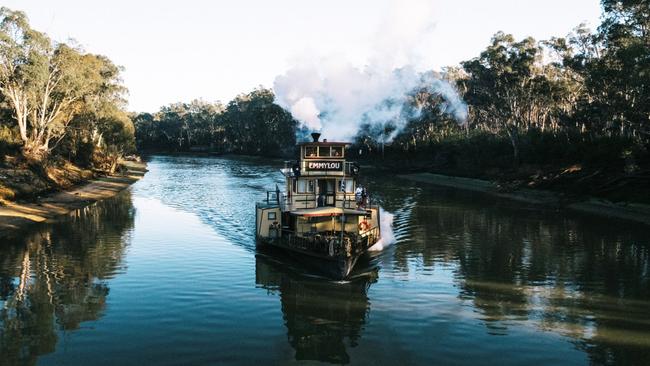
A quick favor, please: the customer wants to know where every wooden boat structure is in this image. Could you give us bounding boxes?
[255,133,381,280]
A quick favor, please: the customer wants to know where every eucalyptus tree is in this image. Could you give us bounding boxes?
[0,8,126,161]
[458,33,580,164]
[593,0,649,139]
[60,54,134,167]
[0,7,50,154]
[222,88,296,155]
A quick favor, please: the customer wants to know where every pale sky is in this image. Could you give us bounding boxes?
[4,0,602,112]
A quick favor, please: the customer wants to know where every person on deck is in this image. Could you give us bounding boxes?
[355,186,363,208]
[361,188,368,209]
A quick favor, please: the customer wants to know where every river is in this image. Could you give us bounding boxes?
[1,155,649,365]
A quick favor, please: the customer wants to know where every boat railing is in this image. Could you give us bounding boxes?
[361,226,380,249]
[279,229,374,257]
[264,188,377,213]
[264,185,282,206]
[344,161,357,175]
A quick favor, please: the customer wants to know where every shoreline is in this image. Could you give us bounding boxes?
[0,160,147,238]
[399,172,650,226]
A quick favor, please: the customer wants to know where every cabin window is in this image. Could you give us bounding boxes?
[267,211,276,220]
[305,146,317,158]
[339,178,354,193]
[318,146,331,157]
[297,179,314,193]
[326,180,335,194]
[331,146,343,157]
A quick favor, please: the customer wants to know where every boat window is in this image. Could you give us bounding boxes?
[310,216,331,224]
[297,179,314,193]
[297,180,306,193]
[318,146,331,157]
[267,211,276,220]
[339,178,354,193]
[304,146,317,158]
[292,179,297,193]
[331,146,343,157]
[326,180,335,193]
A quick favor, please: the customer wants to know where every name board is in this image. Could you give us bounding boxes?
[306,161,343,171]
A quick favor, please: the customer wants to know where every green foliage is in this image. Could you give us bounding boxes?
[134,89,298,157]
[358,0,649,178]
[0,7,135,170]
[0,124,19,158]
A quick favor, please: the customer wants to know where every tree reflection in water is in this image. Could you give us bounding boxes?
[255,251,377,364]
[381,186,650,365]
[0,191,134,366]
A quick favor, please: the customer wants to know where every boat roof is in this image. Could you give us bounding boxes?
[297,141,351,146]
[290,207,368,217]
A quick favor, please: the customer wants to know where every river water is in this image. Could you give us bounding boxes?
[1,155,649,365]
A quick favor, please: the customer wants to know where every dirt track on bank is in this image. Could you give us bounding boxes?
[0,161,147,238]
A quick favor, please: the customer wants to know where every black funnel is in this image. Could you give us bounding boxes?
[311,132,321,142]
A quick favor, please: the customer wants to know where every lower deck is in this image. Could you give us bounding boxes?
[256,205,381,260]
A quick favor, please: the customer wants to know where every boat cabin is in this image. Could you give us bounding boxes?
[284,136,357,210]
[255,133,380,278]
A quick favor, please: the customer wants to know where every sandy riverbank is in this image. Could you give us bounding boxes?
[0,160,147,238]
[400,173,650,226]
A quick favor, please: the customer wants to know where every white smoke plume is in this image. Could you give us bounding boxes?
[273,1,468,142]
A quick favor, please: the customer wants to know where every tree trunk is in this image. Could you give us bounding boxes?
[506,126,520,168]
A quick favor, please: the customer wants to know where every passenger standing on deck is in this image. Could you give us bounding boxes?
[361,188,368,209]
[355,186,363,208]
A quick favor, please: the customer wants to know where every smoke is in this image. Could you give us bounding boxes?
[290,97,321,131]
[369,208,395,252]
[273,1,468,142]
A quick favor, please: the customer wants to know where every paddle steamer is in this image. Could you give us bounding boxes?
[255,133,381,279]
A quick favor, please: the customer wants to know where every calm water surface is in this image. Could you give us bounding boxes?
[1,155,649,365]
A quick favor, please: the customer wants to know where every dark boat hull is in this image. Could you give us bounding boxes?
[258,239,362,280]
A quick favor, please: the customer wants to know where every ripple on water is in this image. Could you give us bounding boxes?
[3,155,650,366]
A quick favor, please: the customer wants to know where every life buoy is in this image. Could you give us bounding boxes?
[358,220,370,231]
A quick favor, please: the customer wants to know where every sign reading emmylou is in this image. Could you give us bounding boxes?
[306,161,343,171]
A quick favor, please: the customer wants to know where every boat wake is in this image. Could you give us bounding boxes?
[368,198,416,252]
[368,208,395,251]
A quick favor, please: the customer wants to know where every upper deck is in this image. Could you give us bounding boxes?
[283,133,354,178]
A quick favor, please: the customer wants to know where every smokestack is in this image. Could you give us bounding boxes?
[311,132,321,142]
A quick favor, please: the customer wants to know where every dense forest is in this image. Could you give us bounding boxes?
[133,88,297,156]
[1,1,648,202]
[133,0,648,201]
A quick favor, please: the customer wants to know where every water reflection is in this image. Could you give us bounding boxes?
[255,252,377,364]
[380,185,650,365]
[0,191,134,366]
[2,156,648,365]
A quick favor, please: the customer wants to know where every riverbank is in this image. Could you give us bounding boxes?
[0,160,147,238]
[400,172,650,226]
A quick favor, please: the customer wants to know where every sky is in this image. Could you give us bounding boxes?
[3,0,603,113]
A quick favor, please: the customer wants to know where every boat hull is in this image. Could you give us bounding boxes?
[258,238,362,280]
